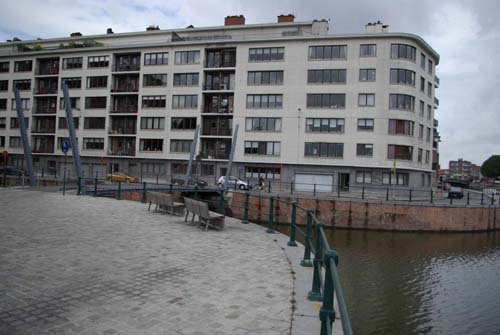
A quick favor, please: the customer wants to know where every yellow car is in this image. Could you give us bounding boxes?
[106,172,139,183]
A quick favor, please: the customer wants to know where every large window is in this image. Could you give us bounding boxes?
[0,118,5,129]
[173,73,199,86]
[61,77,82,89]
[418,148,423,163]
[11,98,30,111]
[60,97,81,110]
[58,117,79,129]
[248,47,284,62]
[142,96,166,108]
[140,139,163,151]
[170,140,192,153]
[358,118,374,131]
[87,56,109,68]
[9,118,29,129]
[309,45,347,60]
[306,94,345,108]
[144,52,168,65]
[305,118,344,133]
[62,57,83,70]
[389,94,415,111]
[428,60,433,75]
[0,62,9,73]
[388,145,413,160]
[84,117,105,129]
[0,136,4,147]
[171,117,196,130]
[356,171,372,184]
[140,117,165,130]
[245,166,281,180]
[420,77,425,92]
[85,97,106,109]
[358,93,375,107]
[244,141,281,156]
[427,105,432,120]
[0,99,7,110]
[390,69,416,86]
[356,144,373,157]
[174,51,200,65]
[14,60,32,72]
[9,136,22,148]
[0,80,7,91]
[360,44,376,57]
[391,44,416,61]
[382,172,409,185]
[245,117,282,132]
[246,94,283,109]
[172,95,198,109]
[426,127,431,142]
[307,69,346,84]
[247,71,283,85]
[359,69,376,82]
[425,150,430,164]
[87,76,108,89]
[83,138,104,150]
[419,101,425,116]
[143,74,167,87]
[13,79,31,91]
[304,142,343,158]
[388,119,414,136]
[427,82,432,97]
[420,53,426,69]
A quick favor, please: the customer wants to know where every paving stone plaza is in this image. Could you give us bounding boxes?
[0,189,299,335]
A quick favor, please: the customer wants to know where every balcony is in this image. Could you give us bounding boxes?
[32,136,55,154]
[37,58,59,76]
[202,116,232,136]
[434,97,439,108]
[110,95,139,113]
[202,94,234,114]
[435,75,440,88]
[203,72,235,91]
[109,138,136,157]
[113,54,141,72]
[109,116,137,135]
[35,87,58,95]
[201,138,231,160]
[33,107,56,114]
[433,118,439,127]
[205,48,236,68]
[31,127,56,134]
[111,74,140,93]
[108,148,136,156]
[35,78,58,95]
[202,83,234,91]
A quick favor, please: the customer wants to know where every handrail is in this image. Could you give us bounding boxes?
[73,177,353,334]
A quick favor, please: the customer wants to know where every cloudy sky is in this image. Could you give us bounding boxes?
[1,0,498,167]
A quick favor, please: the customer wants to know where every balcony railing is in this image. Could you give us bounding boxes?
[435,75,440,87]
[202,128,232,136]
[434,97,439,108]
[32,145,55,154]
[202,83,234,91]
[37,66,59,76]
[111,85,139,93]
[35,87,58,95]
[113,64,140,72]
[201,150,229,160]
[108,127,137,135]
[110,106,138,113]
[34,108,57,114]
[202,106,233,114]
[108,148,136,157]
[32,128,56,134]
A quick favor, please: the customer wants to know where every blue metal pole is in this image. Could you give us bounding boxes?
[14,89,36,187]
[62,84,83,189]
[185,125,200,185]
[223,124,239,192]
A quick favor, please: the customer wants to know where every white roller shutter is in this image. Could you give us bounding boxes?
[295,174,333,192]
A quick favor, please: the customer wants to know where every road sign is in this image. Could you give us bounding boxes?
[61,140,70,155]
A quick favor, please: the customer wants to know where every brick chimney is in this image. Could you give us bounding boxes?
[278,14,295,23]
[70,32,82,37]
[106,28,114,34]
[146,25,160,31]
[224,15,245,26]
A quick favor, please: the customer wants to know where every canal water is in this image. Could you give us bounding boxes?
[275,226,500,335]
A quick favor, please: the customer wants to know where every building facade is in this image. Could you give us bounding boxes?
[0,15,439,190]
[449,158,481,181]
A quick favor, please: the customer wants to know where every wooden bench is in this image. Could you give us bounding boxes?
[145,192,157,211]
[157,193,185,215]
[184,197,225,231]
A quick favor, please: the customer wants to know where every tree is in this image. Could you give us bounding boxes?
[480,155,500,179]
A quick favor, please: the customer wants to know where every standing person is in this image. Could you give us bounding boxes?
[259,175,265,190]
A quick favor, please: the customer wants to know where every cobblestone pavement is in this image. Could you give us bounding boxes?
[0,189,293,335]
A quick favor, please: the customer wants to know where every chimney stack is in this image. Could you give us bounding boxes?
[70,32,82,37]
[106,28,114,34]
[364,21,389,33]
[146,25,160,31]
[278,14,295,23]
[224,15,245,26]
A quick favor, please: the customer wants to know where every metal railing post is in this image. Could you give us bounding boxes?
[242,192,250,224]
[288,203,298,247]
[219,190,225,214]
[320,250,338,335]
[94,177,98,196]
[467,192,470,205]
[77,177,82,195]
[409,189,412,202]
[430,190,434,204]
[41,168,44,178]
[313,183,317,197]
[362,186,365,200]
[492,193,495,205]
[337,183,340,197]
[386,188,389,201]
[481,193,484,205]
[291,182,294,195]
[194,186,199,200]
[156,174,159,184]
[301,209,313,267]
[142,182,147,203]
[268,180,272,193]
[267,196,275,233]
[308,223,324,301]
[169,183,173,194]
[450,195,453,205]
[118,181,122,200]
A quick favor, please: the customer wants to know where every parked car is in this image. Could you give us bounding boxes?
[0,165,26,176]
[171,176,208,188]
[106,172,139,183]
[448,186,464,199]
[217,176,250,190]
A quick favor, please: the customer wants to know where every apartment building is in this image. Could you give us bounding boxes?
[0,15,439,190]
[449,158,481,181]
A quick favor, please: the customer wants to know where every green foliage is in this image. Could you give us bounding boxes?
[32,44,43,51]
[480,155,500,179]
[58,39,103,49]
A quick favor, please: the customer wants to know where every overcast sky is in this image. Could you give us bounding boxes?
[1,0,498,167]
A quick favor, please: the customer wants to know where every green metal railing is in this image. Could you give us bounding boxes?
[74,178,353,334]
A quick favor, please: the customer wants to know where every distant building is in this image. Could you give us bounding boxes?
[449,158,481,180]
[471,164,482,180]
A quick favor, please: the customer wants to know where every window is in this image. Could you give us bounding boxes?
[83,138,104,150]
[382,172,409,185]
[389,94,415,111]
[172,95,198,109]
[88,56,109,68]
[428,60,433,75]
[9,118,29,129]
[388,145,413,160]
[171,117,197,130]
[11,98,30,111]
[388,119,414,136]
[426,127,431,142]
[60,97,81,110]
[0,118,5,129]
[304,142,343,158]
[171,162,187,174]
[360,44,376,57]
[62,57,83,69]
[58,117,80,129]
[83,117,105,129]
[170,139,192,153]
[0,99,7,110]
[0,80,8,91]
[87,76,108,89]
[307,69,346,84]
[141,163,165,175]
[0,136,4,147]
[140,139,163,151]
[305,118,345,133]
[309,45,347,60]
[249,47,285,62]
[391,44,416,61]
[419,101,425,116]
[246,94,283,109]
[13,79,31,91]
[358,93,375,107]
[420,53,426,69]
[425,150,430,164]
[244,141,281,156]
[144,52,168,65]
[427,105,432,120]
[418,124,424,139]
[85,97,106,109]
[142,95,166,108]
[427,82,432,97]
[420,77,425,92]
[247,71,284,85]
[390,69,415,86]
[0,62,9,73]
[61,77,81,89]
[359,69,376,82]
[140,117,165,130]
[245,117,282,132]
[356,171,372,184]
[143,74,168,87]
[245,167,281,180]
[173,73,199,86]
[306,94,345,108]
[9,136,22,148]
[356,144,373,157]
[417,148,423,163]
[174,51,200,65]
[14,60,32,72]
[357,118,374,131]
